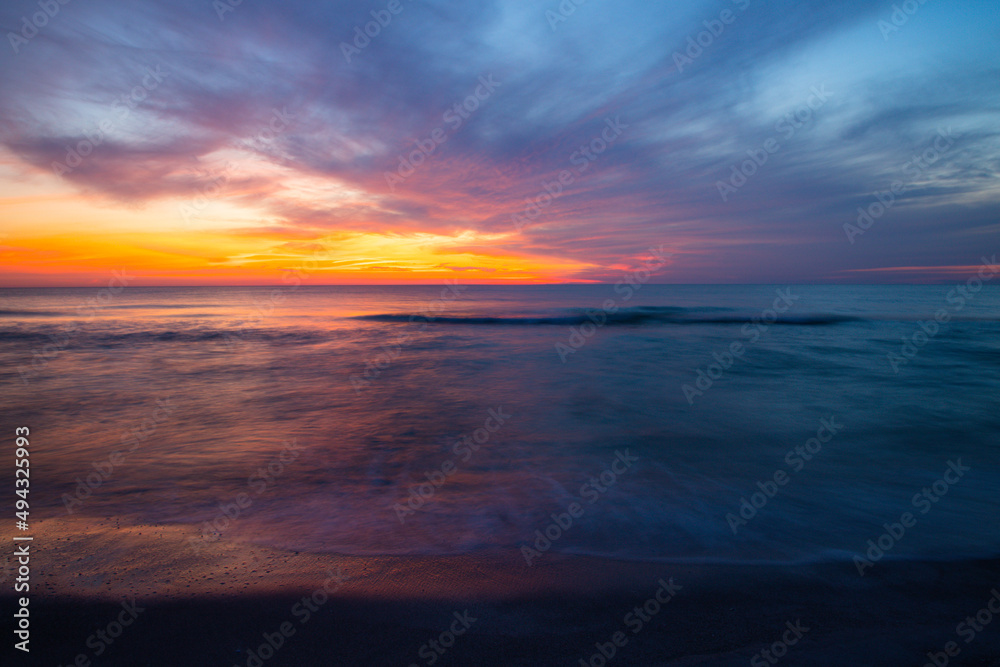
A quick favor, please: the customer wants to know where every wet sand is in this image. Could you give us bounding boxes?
[6,518,1000,666]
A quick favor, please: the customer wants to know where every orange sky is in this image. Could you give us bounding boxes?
[0,155,603,286]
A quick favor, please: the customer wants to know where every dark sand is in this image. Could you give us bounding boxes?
[5,519,1000,666]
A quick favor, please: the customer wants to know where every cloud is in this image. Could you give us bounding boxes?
[0,0,998,282]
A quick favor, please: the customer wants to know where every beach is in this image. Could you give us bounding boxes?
[6,517,1000,665]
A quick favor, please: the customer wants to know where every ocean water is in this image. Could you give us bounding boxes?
[2,284,999,565]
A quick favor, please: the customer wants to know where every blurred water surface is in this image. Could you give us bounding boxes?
[1,284,998,563]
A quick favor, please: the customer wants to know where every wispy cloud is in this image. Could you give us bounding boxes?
[1,0,998,284]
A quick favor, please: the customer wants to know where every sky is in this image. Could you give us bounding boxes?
[0,0,998,286]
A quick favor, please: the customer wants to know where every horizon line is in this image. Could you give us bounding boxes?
[1,282,992,288]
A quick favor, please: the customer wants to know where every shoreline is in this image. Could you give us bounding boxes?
[6,519,1000,665]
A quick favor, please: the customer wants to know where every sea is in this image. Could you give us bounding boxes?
[1,284,998,566]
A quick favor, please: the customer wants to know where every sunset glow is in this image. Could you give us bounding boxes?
[1,0,997,285]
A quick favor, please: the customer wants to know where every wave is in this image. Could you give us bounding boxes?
[0,328,327,345]
[352,307,865,327]
[0,303,235,317]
